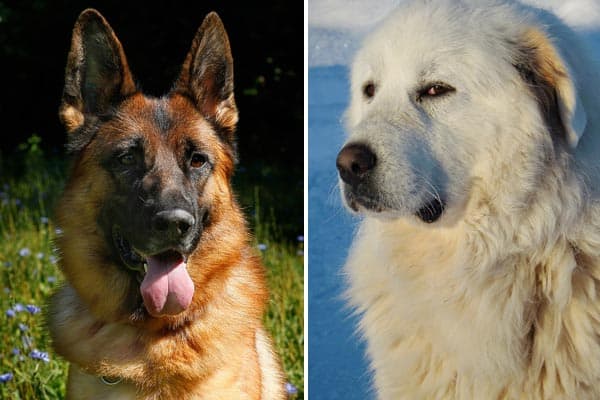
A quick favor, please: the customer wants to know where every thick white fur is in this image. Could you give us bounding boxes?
[342,0,600,398]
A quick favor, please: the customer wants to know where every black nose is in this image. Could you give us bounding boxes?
[152,209,195,239]
[336,143,377,186]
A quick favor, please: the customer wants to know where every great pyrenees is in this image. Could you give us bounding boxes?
[336,0,600,398]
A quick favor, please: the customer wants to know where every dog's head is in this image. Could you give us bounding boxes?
[337,0,588,225]
[56,9,241,323]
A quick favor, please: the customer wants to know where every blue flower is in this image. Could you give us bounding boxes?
[13,304,24,313]
[54,227,63,236]
[49,255,58,265]
[0,372,13,383]
[18,248,31,257]
[29,349,50,363]
[11,348,20,356]
[40,216,49,224]
[6,309,15,318]
[18,323,28,332]
[46,276,57,283]
[257,243,267,251]
[285,382,298,395]
[36,252,44,260]
[297,235,304,242]
[26,305,40,315]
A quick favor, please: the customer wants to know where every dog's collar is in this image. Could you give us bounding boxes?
[100,375,122,386]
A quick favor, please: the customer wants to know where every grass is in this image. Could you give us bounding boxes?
[0,140,304,399]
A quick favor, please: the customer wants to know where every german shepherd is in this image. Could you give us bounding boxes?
[47,9,285,399]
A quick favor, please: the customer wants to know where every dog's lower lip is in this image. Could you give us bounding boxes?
[346,190,383,213]
[416,198,445,223]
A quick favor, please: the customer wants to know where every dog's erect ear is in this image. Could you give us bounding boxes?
[515,28,587,148]
[174,12,238,143]
[59,9,136,133]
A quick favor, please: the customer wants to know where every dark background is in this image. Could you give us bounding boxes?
[0,0,303,237]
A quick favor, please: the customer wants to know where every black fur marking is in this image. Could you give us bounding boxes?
[65,111,114,154]
[65,126,98,154]
[154,100,172,134]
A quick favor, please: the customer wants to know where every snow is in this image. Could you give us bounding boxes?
[308,0,600,398]
[308,0,398,67]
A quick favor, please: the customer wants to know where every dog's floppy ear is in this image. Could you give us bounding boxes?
[173,12,238,144]
[59,9,136,133]
[515,28,587,148]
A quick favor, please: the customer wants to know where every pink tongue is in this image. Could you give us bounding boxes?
[140,255,194,317]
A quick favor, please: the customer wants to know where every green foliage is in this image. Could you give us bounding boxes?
[0,140,67,399]
[0,137,303,398]
[251,188,304,396]
[17,135,44,174]
[233,162,303,241]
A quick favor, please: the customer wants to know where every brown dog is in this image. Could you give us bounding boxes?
[48,9,285,399]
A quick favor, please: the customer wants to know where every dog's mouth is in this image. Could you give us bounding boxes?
[345,187,446,223]
[112,226,195,318]
[415,198,445,223]
[344,190,384,213]
[112,225,146,272]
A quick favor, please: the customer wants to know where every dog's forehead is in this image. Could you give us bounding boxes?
[353,1,522,84]
[112,94,216,142]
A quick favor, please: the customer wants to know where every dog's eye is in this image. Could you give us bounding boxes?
[418,83,455,101]
[363,82,376,99]
[190,153,207,169]
[118,153,136,166]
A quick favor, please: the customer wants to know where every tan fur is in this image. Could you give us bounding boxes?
[523,28,569,86]
[49,9,285,399]
[59,105,85,133]
[256,328,286,399]
[518,28,578,144]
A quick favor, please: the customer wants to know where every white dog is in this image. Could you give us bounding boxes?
[337,0,600,398]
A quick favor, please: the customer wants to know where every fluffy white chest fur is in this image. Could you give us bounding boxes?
[346,205,600,399]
